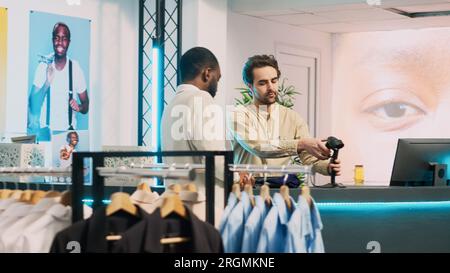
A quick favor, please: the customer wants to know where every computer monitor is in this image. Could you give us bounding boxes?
[390,138,450,186]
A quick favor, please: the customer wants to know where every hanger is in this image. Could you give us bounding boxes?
[19,190,34,203]
[45,179,62,198]
[44,191,62,198]
[231,182,241,200]
[0,189,12,199]
[160,194,187,219]
[159,191,190,245]
[104,191,139,241]
[10,190,24,200]
[160,237,190,244]
[168,183,182,194]
[137,181,152,192]
[279,185,292,211]
[244,184,255,207]
[30,190,46,205]
[259,184,271,207]
[60,190,71,207]
[106,192,138,216]
[300,185,313,207]
[183,183,197,193]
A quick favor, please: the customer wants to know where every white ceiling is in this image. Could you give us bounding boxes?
[229,0,450,33]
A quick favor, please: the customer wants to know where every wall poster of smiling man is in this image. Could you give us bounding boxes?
[27,11,90,143]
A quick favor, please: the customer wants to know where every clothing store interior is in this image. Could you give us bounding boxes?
[0,0,450,254]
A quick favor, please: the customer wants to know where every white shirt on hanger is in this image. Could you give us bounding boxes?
[0,202,33,251]
[0,198,18,217]
[17,203,71,253]
[0,198,59,252]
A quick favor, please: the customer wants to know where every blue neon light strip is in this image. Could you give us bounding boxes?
[82,199,111,205]
[81,199,450,209]
[151,45,160,153]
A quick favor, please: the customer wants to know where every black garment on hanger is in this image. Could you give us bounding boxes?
[116,207,224,253]
[50,206,149,253]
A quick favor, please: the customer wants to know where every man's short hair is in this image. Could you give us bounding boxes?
[66,131,79,142]
[53,22,71,40]
[180,47,219,82]
[242,55,281,86]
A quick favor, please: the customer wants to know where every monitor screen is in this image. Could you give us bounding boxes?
[390,139,450,186]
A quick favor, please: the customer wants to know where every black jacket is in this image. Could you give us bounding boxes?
[50,206,148,253]
[50,206,223,253]
[117,207,223,253]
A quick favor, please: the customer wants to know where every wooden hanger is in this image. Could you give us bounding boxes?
[105,192,139,241]
[159,193,190,245]
[10,190,24,200]
[183,183,197,193]
[160,194,187,219]
[60,190,71,207]
[0,189,12,199]
[259,184,271,207]
[160,237,190,245]
[19,190,34,203]
[168,183,182,194]
[44,191,62,198]
[106,192,138,216]
[244,184,255,207]
[137,182,152,192]
[232,183,241,200]
[30,190,46,205]
[301,185,313,207]
[280,185,292,211]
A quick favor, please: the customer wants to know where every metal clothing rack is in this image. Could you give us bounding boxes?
[0,167,71,177]
[228,164,313,174]
[71,151,234,225]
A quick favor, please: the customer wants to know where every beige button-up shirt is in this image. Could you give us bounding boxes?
[227,103,329,175]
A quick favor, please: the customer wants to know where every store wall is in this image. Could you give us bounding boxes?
[182,0,228,112]
[0,0,139,149]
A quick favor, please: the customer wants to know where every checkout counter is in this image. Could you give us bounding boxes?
[301,186,450,253]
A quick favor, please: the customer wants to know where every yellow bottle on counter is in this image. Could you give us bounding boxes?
[354,165,364,185]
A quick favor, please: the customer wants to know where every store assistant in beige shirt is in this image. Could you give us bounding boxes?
[228,103,330,175]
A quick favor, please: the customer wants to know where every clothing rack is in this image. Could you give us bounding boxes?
[135,163,206,170]
[0,167,71,177]
[97,166,196,180]
[228,164,313,174]
[71,151,234,225]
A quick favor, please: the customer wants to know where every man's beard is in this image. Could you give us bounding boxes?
[260,94,277,105]
[207,80,218,98]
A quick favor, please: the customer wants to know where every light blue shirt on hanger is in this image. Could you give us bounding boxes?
[241,195,271,253]
[308,197,325,253]
[219,192,238,234]
[221,191,253,253]
[256,192,296,253]
[285,195,310,253]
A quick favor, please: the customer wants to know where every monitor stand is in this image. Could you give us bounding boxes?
[429,162,447,187]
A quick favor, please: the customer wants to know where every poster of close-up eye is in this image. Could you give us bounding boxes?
[0,0,449,261]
